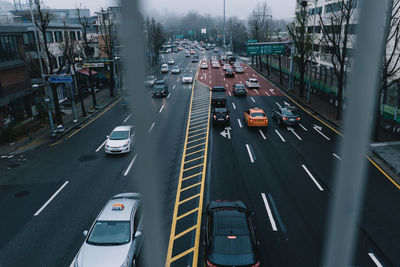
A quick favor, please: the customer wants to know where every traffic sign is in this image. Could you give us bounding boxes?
[247,39,258,44]
[82,62,105,68]
[48,75,73,83]
[246,42,288,56]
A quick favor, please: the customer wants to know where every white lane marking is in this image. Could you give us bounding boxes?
[301,165,324,191]
[177,78,180,82]
[149,122,155,133]
[224,78,226,81]
[245,144,255,163]
[226,83,228,87]
[275,102,281,108]
[265,91,270,96]
[237,119,243,128]
[123,154,137,176]
[368,252,383,267]
[332,153,342,160]
[173,85,176,89]
[167,93,171,99]
[159,105,164,113]
[275,129,285,142]
[313,126,331,140]
[299,123,308,131]
[261,193,278,231]
[232,102,236,110]
[123,114,132,123]
[209,80,211,84]
[251,97,256,103]
[34,181,69,216]
[288,127,302,141]
[228,91,232,96]
[259,129,266,140]
[254,89,259,94]
[95,139,107,152]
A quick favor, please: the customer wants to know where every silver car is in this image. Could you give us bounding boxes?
[105,126,135,154]
[73,193,143,267]
[182,73,193,84]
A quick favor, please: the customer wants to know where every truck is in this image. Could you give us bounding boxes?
[211,86,230,126]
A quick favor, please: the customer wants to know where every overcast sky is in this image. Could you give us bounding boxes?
[20,0,296,20]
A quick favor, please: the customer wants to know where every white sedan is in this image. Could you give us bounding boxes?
[105,126,135,154]
[200,61,208,69]
[245,78,260,89]
[168,58,175,65]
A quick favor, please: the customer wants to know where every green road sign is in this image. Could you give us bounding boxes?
[247,39,258,44]
[176,34,184,39]
[188,30,195,35]
[246,42,288,55]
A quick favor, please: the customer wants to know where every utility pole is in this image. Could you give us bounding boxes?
[307,0,318,103]
[223,0,226,49]
[29,0,55,136]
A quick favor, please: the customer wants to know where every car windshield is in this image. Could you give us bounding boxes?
[282,109,297,116]
[251,112,265,117]
[213,87,225,92]
[212,210,252,255]
[214,108,227,112]
[87,221,130,245]
[153,85,165,90]
[249,79,258,83]
[235,85,245,89]
[109,130,129,140]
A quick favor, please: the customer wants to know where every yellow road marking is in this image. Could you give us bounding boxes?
[187,137,206,145]
[187,132,207,140]
[182,172,202,181]
[188,127,207,134]
[192,103,210,109]
[190,116,209,122]
[184,155,205,164]
[190,120,208,127]
[190,112,210,119]
[183,163,204,172]
[177,208,199,220]
[180,182,202,193]
[189,123,207,130]
[174,225,197,240]
[191,107,210,114]
[170,247,195,263]
[367,156,400,190]
[185,149,205,158]
[186,142,206,150]
[178,193,200,205]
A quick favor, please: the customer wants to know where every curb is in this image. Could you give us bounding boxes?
[9,95,121,155]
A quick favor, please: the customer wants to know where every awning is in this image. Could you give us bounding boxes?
[77,69,98,76]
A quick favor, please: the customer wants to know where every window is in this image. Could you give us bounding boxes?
[0,35,19,62]
[134,204,142,232]
[86,221,131,245]
[45,31,54,43]
[22,32,34,45]
[325,2,342,13]
[76,31,81,41]
[69,31,76,41]
[54,31,63,42]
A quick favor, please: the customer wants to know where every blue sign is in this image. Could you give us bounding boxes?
[48,75,73,83]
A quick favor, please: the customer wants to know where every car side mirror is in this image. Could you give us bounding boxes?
[106,135,110,139]
[134,231,142,238]
[82,230,88,237]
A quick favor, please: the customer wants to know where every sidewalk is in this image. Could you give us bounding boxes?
[0,87,120,156]
[248,59,400,185]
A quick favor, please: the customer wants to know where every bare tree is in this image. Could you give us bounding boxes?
[226,16,248,53]
[319,0,357,120]
[144,17,166,67]
[287,2,313,98]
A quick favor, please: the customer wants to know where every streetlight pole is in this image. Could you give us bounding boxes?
[223,0,226,49]
[29,0,55,136]
[307,0,318,103]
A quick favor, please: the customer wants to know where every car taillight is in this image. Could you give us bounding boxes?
[226,114,230,119]
[282,117,288,120]
[296,117,301,120]
[252,261,260,267]
[213,115,217,119]
[206,260,217,267]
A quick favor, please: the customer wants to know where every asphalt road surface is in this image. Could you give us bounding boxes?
[1,47,400,267]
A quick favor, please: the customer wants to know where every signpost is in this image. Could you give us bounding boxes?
[247,39,258,44]
[48,75,73,83]
[82,62,105,68]
[246,42,289,56]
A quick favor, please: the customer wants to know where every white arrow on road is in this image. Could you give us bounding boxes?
[269,88,275,95]
[287,127,302,140]
[220,127,232,139]
[284,101,291,106]
[313,124,330,140]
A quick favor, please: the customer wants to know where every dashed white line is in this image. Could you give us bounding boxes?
[232,102,236,110]
[261,193,278,231]
[245,144,255,163]
[275,129,285,142]
[368,252,383,267]
[275,102,282,108]
[95,139,107,152]
[259,129,266,140]
[226,83,228,87]
[251,97,256,103]
[265,91,270,96]
[332,153,342,160]
[173,85,176,89]
[299,123,308,131]
[254,89,259,94]
[123,154,137,176]
[228,91,231,96]
[34,181,69,216]
[237,119,243,128]
[123,114,132,123]
[313,127,331,140]
[149,122,155,133]
[177,78,179,82]
[159,105,164,113]
[167,93,171,99]
[301,165,324,191]
[288,128,302,141]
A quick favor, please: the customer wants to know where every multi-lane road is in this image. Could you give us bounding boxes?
[1,47,400,267]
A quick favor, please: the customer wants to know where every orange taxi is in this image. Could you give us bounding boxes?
[243,108,268,127]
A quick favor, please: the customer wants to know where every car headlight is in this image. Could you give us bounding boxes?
[123,142,129,147]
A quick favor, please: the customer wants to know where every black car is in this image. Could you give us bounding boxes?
[233,84,247,96]
[211,86,230,125]
[191,55,199,63]
[225,69,235,78]
[204,201,260,267]
[271,106,301,126]
[152,80,169,97]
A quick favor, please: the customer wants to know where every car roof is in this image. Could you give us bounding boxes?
[112,125,132,132]
[98,193,140,221]
[155,79,165,84]
[208,200,248,211]
[249,108,265,113]
[213,86,226,92]
[183,73,192,76]
[249,78,258,81]
[234,84,245,88]
[161,64,168,67]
